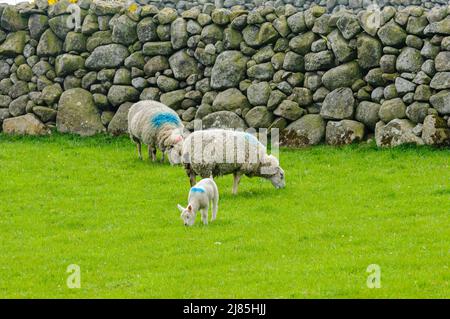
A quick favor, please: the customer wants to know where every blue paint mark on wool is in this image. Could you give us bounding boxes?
[150,112,180,128]
[190,187,205,193]
[244,133,259,145]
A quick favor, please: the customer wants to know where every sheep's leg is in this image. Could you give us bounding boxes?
[189,171,196,187]
[160,151,165,163]
[201,207,209,225]
[232,173,241,195]
[148,145,156,162]
[136,141,142,160]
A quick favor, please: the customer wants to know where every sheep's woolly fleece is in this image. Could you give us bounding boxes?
[128,100,184,151]
[181,129,280,178]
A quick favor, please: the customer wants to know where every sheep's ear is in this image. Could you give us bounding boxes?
[187,204,193,212]
[177,204,184,212]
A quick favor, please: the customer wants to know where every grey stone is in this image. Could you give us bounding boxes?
[406,102,430,124]
[322,62,362,91]
[304,51,334,71]
[137,17,157,42]
[283,51,305,72]
[33,106,57,122]
[321,87,355,120]
[247,82,271,106]
[202,111,248,129]
[9,95,29,117]
[247,62,274,80]
[377,21,407,47]
[169,50,200,80]
[144,55,169,76]
[274,100,305,121]
[396,47,423,73]
[112,15,137,45]
[212,88,249,111]
[55,54,85,77]
[107,85,139,108]
[85,44,129,70]
[281,114,325,147]
[326,120,365,145]
[422,114,450,146]
[355,101,381,130]
[375,119,424,147]
[328,29,355,63]
[3,114,49,135]
[108,102,133,136]
[395,77,416,95]
[435,52,450,72]
[56,88,105,136]
[160,89,186,109]
[142,42,173,56]
[1,6,28,31]
[336,13,361,39]
[245,106,274,128]
[289,31,316,55]
[357,34,382,69]
[430,90,450,115]
[287,12,307,34]
[211,51,247,89]
[0,31,27,56]
[379,98,406,122]
[171,18,188,50]
[41,83,62,106]
[430,72,450,90]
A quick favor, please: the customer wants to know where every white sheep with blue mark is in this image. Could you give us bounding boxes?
[177,178,219,226]
[181,129,285,195]
[128,100,186,163]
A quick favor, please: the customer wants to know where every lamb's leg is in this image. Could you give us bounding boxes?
[211,182,219,221]
[160,151,165,163]
[232,173,241,195]
[211,196,219,222]
[201,206,209,225]
[148,145,156,162]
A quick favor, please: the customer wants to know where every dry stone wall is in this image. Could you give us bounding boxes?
[0,0,450,147]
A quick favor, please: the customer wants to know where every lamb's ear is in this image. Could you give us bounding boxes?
[177,204,184,212]
[187,204,193,212]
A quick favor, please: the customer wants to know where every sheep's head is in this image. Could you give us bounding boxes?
[177,204,196,226]
[261,154,286,189]
[167,130,185,165]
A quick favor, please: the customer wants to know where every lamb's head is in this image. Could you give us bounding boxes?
[177,204,196,226]
[260,154,285,189]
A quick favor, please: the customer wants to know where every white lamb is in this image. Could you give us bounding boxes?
[177,178,219,226]
[128,100,185,164]
[180,129,285,194]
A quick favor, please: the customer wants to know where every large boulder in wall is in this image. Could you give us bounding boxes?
[201,111,248,130]
[375,119,423,147]
[2,114,50,135]
[280,114,325,147]
[108,102,133,136]
[56,88,105,136]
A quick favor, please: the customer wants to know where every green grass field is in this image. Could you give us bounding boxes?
[0,133,448,298]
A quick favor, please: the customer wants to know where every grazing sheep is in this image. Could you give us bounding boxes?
[128,100,185,164]
[177,178,219,226]
[181,129,285,194]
